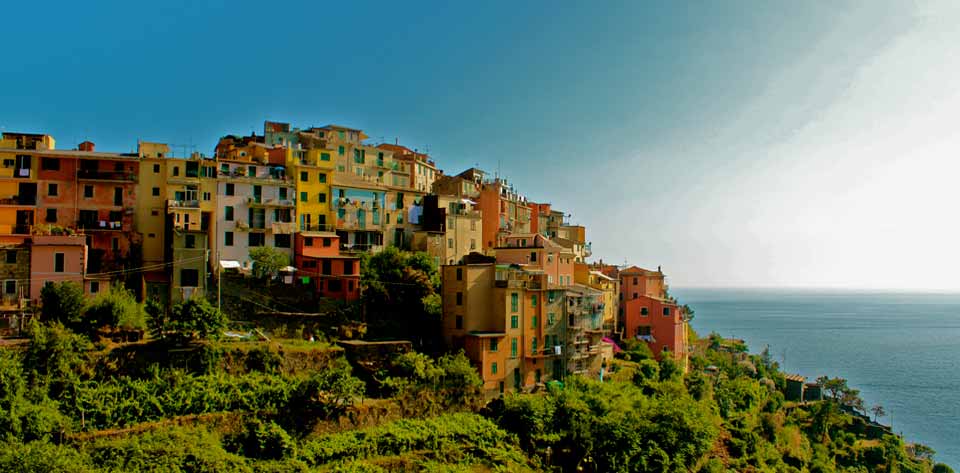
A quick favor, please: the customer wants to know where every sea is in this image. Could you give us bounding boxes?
[673,288,960,468]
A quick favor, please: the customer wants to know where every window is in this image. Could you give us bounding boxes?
[323,237,332,247]
[328,279,342,292]
[448,238,453,249]
[511,315,519,329]
[54,253,64,272]
[338,145,345,156]
[225,183,235,196]
[511,338,518,358]
[318,193,326,203]
[152,187,160,196]
[633,277,638,285]
[511,293,519,312]
[456,292,463,305]
[531,295,537,307]
[491,362,498,375]
[185,234,195,249]
[470,239,476,250]
[531,315,538,328]
[663,307,671,316]
[304,237,314,247]
[321,260,332,275]
[45,208,57,223]
[547,313,555,326]
[490,338,498,352]
[300,171,308,182]
[151,210,159,216]
[89,281,99,294]
[172,166,180,176]
[83,185,93,198]
[530,252,537,262]
[47,183,58,196]
[248,232,265,247]
[531,337,538,354]
[41,158,60,171]
[641,307,648,316]
[5,251,16,264]
[224,206,234,221]
[456,268,463,281]
[180,269,199,287]
[3,280,15,295]
[455,315,463,329]
[153,164,160,173]
[203,192,211,201]
[224,232,234,246]
[344,260,356,275]
[321,152,330,161]
[300,191,308,202]
[274,234,291,248]
[633,292,638,299]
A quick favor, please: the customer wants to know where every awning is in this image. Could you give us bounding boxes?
[460,198,477,205]
[219,260,241,269]
[280,266,297,272]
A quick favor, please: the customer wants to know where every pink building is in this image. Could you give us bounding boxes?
[29,234,108,302]
[495,233,575,286]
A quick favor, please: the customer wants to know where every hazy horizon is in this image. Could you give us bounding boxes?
[2,1,958,289]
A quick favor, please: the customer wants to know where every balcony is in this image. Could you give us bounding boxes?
[299,223,337,232]
[0,195,36,206]
[271,222,295,234]
[167,199,200,209]
[78,220,126,231]
[250,197,295,208]
[77,169,136,182]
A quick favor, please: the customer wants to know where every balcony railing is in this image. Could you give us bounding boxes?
[77,169,136,182]
[271,222,295,234]
[78,220,125,231]
[167,199,200,209]
[0,196,36,206]
[299,223,336,232]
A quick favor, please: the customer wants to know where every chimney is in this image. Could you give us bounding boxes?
[78,141,95,152]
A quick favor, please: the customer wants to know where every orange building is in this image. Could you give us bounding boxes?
[494,234,575,287]
[293,232,360,301]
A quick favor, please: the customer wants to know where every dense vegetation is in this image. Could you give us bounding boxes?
[0,260,951,472]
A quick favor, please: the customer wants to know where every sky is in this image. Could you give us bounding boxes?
[2,1,958,289]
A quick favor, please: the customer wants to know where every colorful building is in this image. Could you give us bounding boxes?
[293,232,360,301]
[214,135,294,272]
[413,194,482,266]
[494,233,575,287]
[574,262,619,334]
[29,234,109,301]
[377,143,438,193]
[618,266,687,365]
[441,256,566,395]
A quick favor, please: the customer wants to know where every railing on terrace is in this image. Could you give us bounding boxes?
[77,169,136,181]
[167,199,200,209]
[0,196,36,205]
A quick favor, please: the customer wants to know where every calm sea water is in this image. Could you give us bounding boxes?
[673,288,960,468]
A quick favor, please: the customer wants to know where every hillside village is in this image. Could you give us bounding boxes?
[0,123,688,393]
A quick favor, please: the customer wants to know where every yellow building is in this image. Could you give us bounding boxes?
[288,147,335,232]
[574,262,619,334]
[0,133,52,237]
[136,142,217,302]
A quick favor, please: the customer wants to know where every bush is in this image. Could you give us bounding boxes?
[83,286,147,333]
[88,426,252,473]
[237,420,296,460]
[0,440,93,473]
[167,297,227,341]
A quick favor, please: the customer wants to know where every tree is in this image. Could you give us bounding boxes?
[249,246,289,283]
[681,304,695,321]
[934,463,955,473]
[360,247,441,345]
[166,297,226,341]
[40,282,85,327]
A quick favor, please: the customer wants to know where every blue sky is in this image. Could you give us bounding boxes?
[3,1,958,289]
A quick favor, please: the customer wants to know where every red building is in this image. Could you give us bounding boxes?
[34,141,140,274]
[294,231,360,301]
[618,266,687,362]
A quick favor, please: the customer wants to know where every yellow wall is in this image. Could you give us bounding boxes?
[288,148,334,230]
[136,157,167,265]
